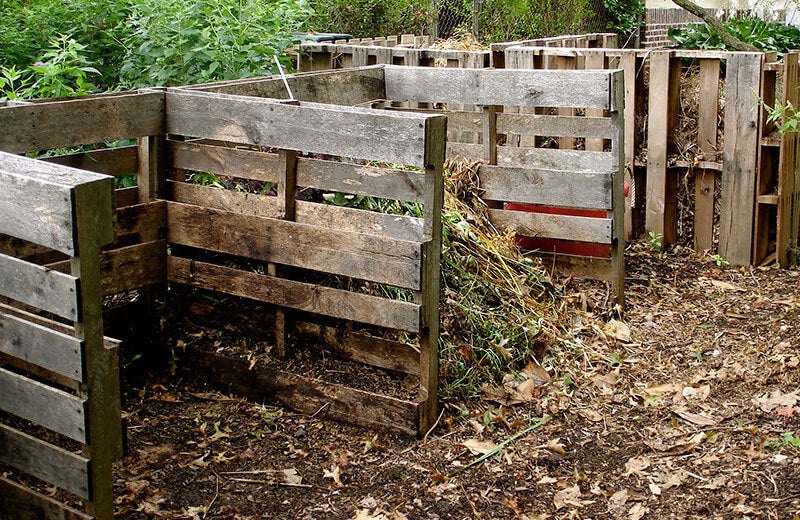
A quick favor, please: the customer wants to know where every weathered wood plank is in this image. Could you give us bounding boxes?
[294,321,420,375]
[777,53,799,266]
[0,151,115,255]
[0,477,92,520]
[384,66,612,109]
[0,367,87,442]
[115,186,138,208]
[694,58,721,252]
[167,202,423,289]
[296,157,426,203]
[719,53,763,265]
[0,91,164,154]
[480,165,612,209]
[0,252,79,320]
[43,145,139,177]
[166,90,445,167]
[447,142,614,170]
[115,201,167,238]
[168,256,421,332]
[100,240,166,295]
[497,114,613,139]
[645,52,681,246]
[0,424,90,499]
[489,208,612,243]
[0,309,83,381]
[187,349,419,436]
[170,141,281,183]
[188,66,386,106]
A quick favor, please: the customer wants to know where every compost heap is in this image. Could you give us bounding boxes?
[437,160,574,399]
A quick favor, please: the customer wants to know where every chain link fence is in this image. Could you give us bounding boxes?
[431,0,612,42]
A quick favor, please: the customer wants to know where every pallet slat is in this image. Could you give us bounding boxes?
[0,367,87,442]
[497,113,613,139]
[0,309,83,381]
[0,252,79,320]
[489,209,612,243]
[166,90,444,167]
[480,165,612,209]
[168,256,421,332]
[0,424,90,499]
[43,145,139,177]
[167,202,423,289]
[0,477,91,520]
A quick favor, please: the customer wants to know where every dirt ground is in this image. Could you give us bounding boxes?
[112,242,800,520]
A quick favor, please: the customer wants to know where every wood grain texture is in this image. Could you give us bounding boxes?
[694,58,721,252]
[489,208,612,243]
[538,253,614,281]
[115,201,167,238]
[294,321,420,375]
[719,53,763,265]
[43,145,139,177]
[777,53,799,266]
[168,256,421,332]
[0,91,164,154]
[0,424,90,499]
[0,252,79,320]
[166,89,445,167]
[0,367,87,442]
[384,66,612,108]
[480,165,613,209]
[171,141,281,183]
[447,142,614,170]
[497,113,613,139]
[0,476,91,520]
[188,349,420,435]
[0,151,114,255]
[167,202,423,289]
[0,309,83,381]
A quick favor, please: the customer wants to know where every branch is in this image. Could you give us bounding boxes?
[670,0,759,52]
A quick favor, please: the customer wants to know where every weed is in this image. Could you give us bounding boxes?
[708,254,729,267]
[608,351,624,367]
[647,231,663,252]
[763,431,800,450]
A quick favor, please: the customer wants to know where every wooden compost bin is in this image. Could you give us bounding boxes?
[301,34,800,267]
[0,151,121,520]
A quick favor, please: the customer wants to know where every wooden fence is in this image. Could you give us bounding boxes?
[0,152,120,520]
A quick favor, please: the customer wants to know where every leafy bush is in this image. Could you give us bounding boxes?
[308,0,431,38]
[1,35,101,101]
[476,0,590,43]
[0,0,132,88]
[603,0,644,37]
[669,18,800,52]
[120,0,312,88]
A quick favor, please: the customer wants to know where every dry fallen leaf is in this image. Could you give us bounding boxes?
[628,503,649,520]
[324,464,343,486]
[282,468,302,485]
[459,438,498,456]
[673,407,719,426]
[604,319,632,343]
[623,456,651,477]
[753,389,799,412]
[609,488,629,514]
[710,279,745,292]
[553,485,582,510]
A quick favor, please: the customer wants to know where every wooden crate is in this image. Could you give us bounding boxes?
[0,151,119,520]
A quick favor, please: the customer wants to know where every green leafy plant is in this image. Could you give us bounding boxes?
[120,0,312,88]
[708,253,729,267]
[309,0,430,38]
[603,0,644,37]
[647,231,663,252]
[475,0,590,43]
[669,18,800,53]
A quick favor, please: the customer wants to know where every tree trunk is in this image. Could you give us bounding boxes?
[670,0,759,52]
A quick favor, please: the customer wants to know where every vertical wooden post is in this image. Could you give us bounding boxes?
[610,70,626,308]
[557,55,577,150]
[646,51,681,246]
[776,53,799,266]
[719,52,763,265]
[417,115,445,433]
[482,105,497,165]
[271,149,298,359]
[584,50,607,152]
[619,51,641,239]
[73,179,117,520]
[694,58,721,252]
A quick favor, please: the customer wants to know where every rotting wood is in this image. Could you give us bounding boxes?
[0,252,79,320]
[488,209,613,243]
[188,350,419,436]
[0,476,92,520]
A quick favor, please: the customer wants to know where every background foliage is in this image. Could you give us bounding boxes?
[669,18,800,52]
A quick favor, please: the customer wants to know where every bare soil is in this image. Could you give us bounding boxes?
[112,242,800,520]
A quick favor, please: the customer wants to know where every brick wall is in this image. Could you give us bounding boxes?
[642,8,707,48]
